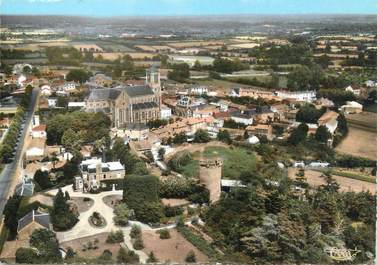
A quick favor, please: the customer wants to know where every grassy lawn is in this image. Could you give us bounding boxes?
[313,168,375,184]
[180,159,199,178]
[203,146,256,179]
[194,79,248,89]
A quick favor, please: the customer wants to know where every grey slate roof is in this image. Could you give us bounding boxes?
[87,85,155,101]
[15,179,34,197]
[122,85,154,98]
[17,210,51,232]
[132,101,158,110]
[87,88,121,101]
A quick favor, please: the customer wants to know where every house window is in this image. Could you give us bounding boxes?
[103,174,106,179]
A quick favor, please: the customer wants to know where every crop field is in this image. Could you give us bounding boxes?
[93,52,156,60]
[166,40,225,48]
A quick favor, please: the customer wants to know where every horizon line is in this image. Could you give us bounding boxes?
[2,13,377,19]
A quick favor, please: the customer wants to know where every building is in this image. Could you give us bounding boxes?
[318,111,339,135]
[340,101,363,114]
[31,124,47,138]
[40,84,52,96]
[17,210,51,240]
[275,90,316,102]
[86,67,161,127]
[124,123,149,141]
[230,87,276,100]
[246,124,273,140]
[230,110,254,125]
[47,98,57,108]
[160,105,172,120]
[79,158,125,191]
[87,73,113,87]
[26,138,46,161]
[15,176,35,197]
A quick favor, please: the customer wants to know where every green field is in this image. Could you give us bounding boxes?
[313,168,375,184]
[203,146,256,179]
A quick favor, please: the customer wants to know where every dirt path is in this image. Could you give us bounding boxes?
[288,168,375,194]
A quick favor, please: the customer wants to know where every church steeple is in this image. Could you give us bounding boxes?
[146,66,161,109]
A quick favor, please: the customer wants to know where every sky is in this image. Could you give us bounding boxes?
[1,0,376,16]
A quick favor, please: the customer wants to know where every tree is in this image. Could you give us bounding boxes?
[158,228,171,239]
[117,248,139,263]
[288,123,308,145]
[172,132,187,144]
[168,63,190,82]
[50,189,78,231]
[66,69,91,83]
[130,224,141,239]
[314,125,331,143]
[185,250,197,262]
[15,247,38,264]
[113,203,134,226]
[61,128,82,153]
[147,251,158,262]
[294,169,308,188]
[3,195,21,239]
[99,249,112,261]
[193,129,210,143]
[33,170,52,190]
[296,104,324,123]
[29,229,62,263]
[320,172,339,193]
[217,129,232,144]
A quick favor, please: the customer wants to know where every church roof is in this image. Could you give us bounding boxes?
[132,101,159,110]
[87,88,121,101]
[122,85,155,98]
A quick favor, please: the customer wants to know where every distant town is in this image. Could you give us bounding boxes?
[0,14,376,265]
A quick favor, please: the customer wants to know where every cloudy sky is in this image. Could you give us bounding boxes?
[1,0,376,16]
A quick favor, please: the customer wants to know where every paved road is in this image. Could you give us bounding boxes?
[0,88,39,214]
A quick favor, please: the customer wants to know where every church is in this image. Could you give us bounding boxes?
[85,67,161,128]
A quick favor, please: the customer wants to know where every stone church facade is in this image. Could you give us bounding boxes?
[85,67,161,127]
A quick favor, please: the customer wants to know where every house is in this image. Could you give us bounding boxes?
[26,138,46,161]
[365,80,377,87]
[88,73,113,87]
[318,111,339,135]
[40,84,52,96]
[340,101,363,114]
[230,110,254,126]
[68,102,86,109]
[15,176,35,197]
[246,124,273,140]
[61,81,77,92]
[255,106,275,123]
[316,97,335,108]
[345,85,361,96]
[17,210,51,240]
[79,158,125,192]
[47,98,58,108]
[80,145,94,159]
[231,87,276,100]
[160,105,172,120]
[188,85,208,95]
[275,90,316,102]
[31,124,47,138]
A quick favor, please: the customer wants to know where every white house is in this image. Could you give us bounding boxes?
[275,90,316,102]
[344,85,361,96]
[318,111,339,135]
[189,86,208,95]
[230,112,253,126]
[31,125,47,138]
[40,85,52,96]
[160,105,172,120]
[365,80,376,87]
[68,102,86,109]
[340,101,363,114]
[47,98,57,108]
[61,82,77,92]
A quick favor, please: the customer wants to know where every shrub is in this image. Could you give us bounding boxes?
[106,230,124,243]
[113,203,133,226]
[133,237,144,250]
[185,250,197,262]
[164,205,184,217]
[117,248,139,263]
[98,249,112,261]
[130,224,141,239]
[157,228,171,239]
[147,251,158,263]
